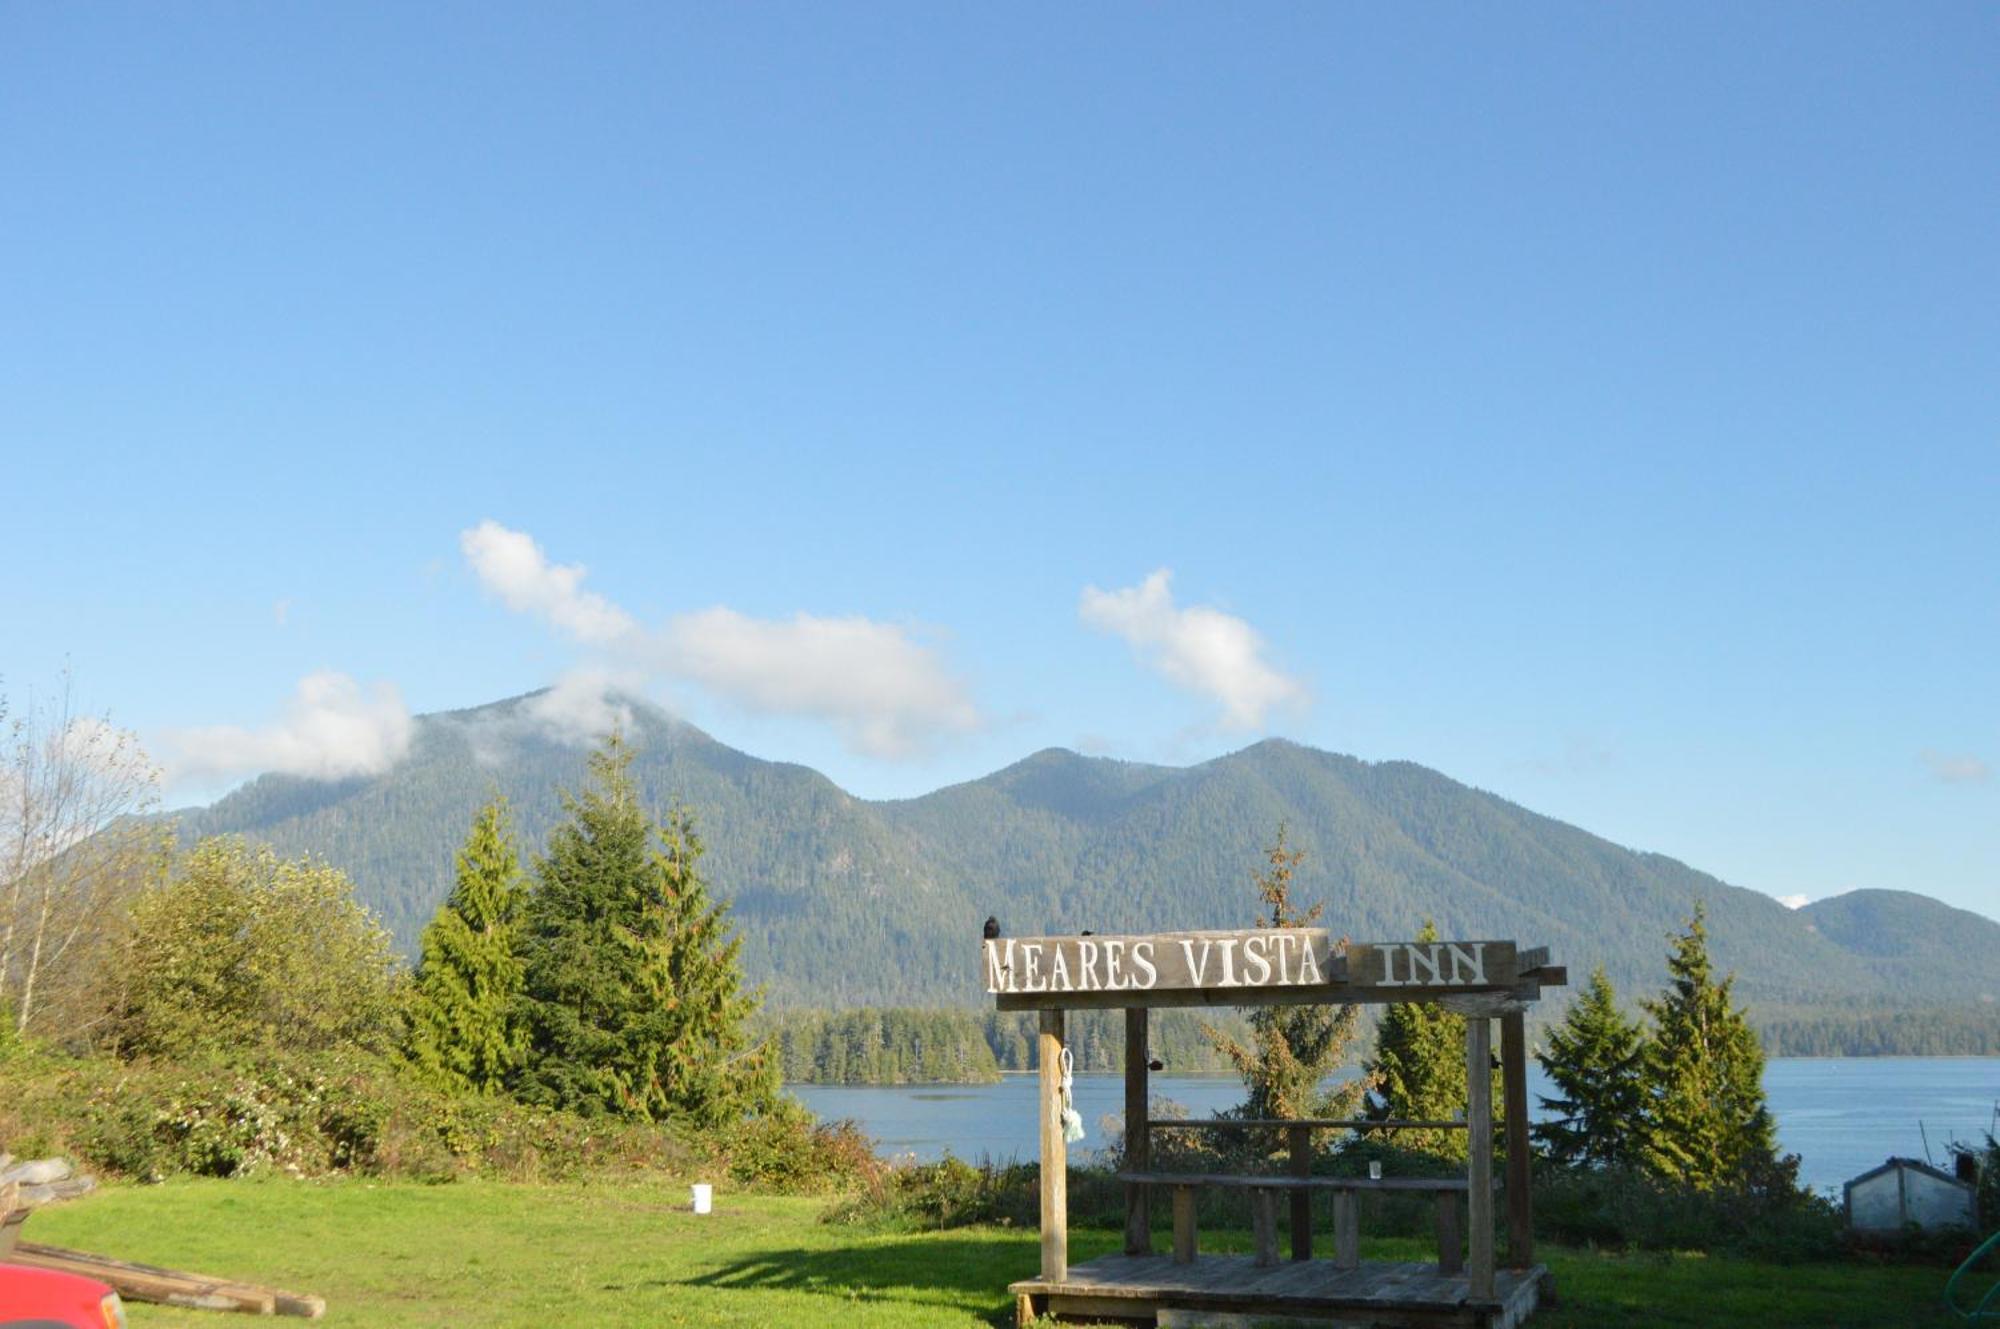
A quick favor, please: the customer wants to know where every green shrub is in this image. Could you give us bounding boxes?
[1533,1164,1842,1261]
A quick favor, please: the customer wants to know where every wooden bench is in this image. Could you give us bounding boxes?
[1117,1171,1478,1274]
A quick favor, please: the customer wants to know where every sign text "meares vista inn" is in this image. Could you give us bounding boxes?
[982,930,1518,997]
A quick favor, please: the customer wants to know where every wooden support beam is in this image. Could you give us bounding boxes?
[1171,1186,1197,1265]
[1124,1007,1151,1256]
[9,1243,323,1318]
[1286,1123,1312,1261]
[1501,1010,1534,1269]
[1039,1008,1067,1282]
[1251,1188,1278,1268]
[1435,1191,1463,1275]
[1331,1190,1359,1269]
[1465,1016,1496,1300]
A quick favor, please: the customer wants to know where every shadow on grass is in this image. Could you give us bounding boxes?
[659,1231,1084,1326]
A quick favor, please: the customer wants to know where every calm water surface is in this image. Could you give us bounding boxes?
[794,1057,2000,1194]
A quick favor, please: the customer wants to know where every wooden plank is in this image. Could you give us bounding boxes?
[1465,1015,1495,1300]
[1150,1117,1471,1131]
[10,1242,324,1318]
[1119,1171,1479,1193]
[1251,1188,1279,1267]
[1332,1190,1359,1269]
[1125,1006,1152,1256]
[1500,1011,1533,1269]
[1040,1008,1067,1282]
[998,979,1541,1013]
[1436,1191,1463,1275]
[1286,1123,1312,1261]
[1171,1185,1197,1264]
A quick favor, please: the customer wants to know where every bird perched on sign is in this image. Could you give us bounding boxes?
[982,916,1000,940]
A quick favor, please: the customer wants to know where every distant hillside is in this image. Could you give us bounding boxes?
[179,693,2000,1016]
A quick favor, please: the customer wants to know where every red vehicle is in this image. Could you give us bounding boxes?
[0,1264,124,1328]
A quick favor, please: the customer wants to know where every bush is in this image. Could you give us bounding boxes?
[825,1154,1043,1229]
[709,1104,882,1193]
[0,1036,884,1195]
[1533,1164,1842,1261]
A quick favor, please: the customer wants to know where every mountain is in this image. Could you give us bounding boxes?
[177,693,2000,1014]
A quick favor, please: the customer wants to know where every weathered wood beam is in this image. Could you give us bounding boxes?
[1039,1008,1067,1282]
[1171,1186,1197,1264]
[1148,1117,1473,1131]
[1123,1007,1151,1256]
[1286,1123,1312,1261]
[997,980,1546,1013]
[1465,1017,1496,1300]
[10,1242,324,1318]
[1501,1011,1533,1269]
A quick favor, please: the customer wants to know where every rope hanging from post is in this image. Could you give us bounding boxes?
[1058,1047,1085,1143]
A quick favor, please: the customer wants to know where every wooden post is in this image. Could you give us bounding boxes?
[1171,1186,1197,1264]
[1501,1011,1533,1268]
[1332,1190,1359,1269]
[1435,1191,1463,1275]
[1287,1123,1312,1260]
[1124,1007,1151,1256]
[1039,1008,1067,1283]
[1465,1016,1495,1299]
[1251,1188,1279,1267]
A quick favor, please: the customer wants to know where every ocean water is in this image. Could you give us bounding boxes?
[793,1057,2000,1194]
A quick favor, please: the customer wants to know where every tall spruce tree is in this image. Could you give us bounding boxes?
[1365,919,1477,1160]
[515,733,776,1125]
[403,798,528,1095]
[1206,828,1366,1124]
[1533,964,1646,1169]
[1640,905,1791,1191]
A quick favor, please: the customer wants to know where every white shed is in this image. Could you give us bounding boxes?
[1844,1157,1977,1233]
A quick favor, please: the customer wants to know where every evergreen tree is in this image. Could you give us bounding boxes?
[403,798,528,1095]
[1639,904,1792,1191]
[1206,828,1366,1124]
[1365,919,1476,1160]
[515,733,776,1126]
[1533,964,1646,1169]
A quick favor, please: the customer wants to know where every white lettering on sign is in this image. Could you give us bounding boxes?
[1374,941,1490,988]
[982,929,1336,995]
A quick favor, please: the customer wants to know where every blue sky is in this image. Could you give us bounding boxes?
[4,5,1994,920]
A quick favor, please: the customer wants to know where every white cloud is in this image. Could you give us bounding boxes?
[162,672,413,783]
[524,669,639,745]
[1920,750,1991,784]
[460,519,637,645]
[458,520,981,759]
[1778,893,1810,910]
[1080,569,1305,729]
[273,598,291,628]
[660,608,979,758]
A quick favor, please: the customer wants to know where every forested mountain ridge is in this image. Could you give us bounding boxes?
[177,692,2000,1015]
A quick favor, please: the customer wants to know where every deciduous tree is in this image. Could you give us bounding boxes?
[0,680,168,1041]
[117,837,401,1059]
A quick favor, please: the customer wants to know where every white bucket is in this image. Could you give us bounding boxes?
[691,1183,713,1215]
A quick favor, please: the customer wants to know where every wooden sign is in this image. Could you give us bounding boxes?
[983,929,1336,997]
[1346,940,1517,991]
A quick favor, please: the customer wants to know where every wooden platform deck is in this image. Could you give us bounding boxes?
[1011,1254,1549,1329]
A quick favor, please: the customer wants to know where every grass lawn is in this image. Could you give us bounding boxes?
[19,1179,1980,1328]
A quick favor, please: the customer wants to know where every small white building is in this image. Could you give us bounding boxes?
[1844,1157,1977,1233]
